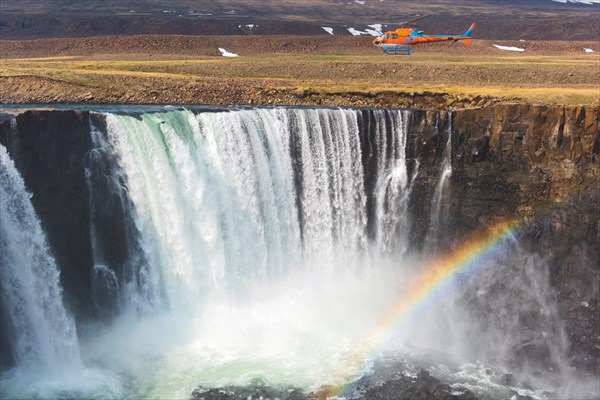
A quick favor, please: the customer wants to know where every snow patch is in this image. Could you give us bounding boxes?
[364,29,381,37]
[348,27,367,36]
[349,24,383,37]
[584,48,595,53]
[322,27,334,35]
[218,48,239,57]
[493,44,525,52]
[551,0,599,4]
[368,23,383,34]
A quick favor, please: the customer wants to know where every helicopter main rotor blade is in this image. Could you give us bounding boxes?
[399,14,432,27]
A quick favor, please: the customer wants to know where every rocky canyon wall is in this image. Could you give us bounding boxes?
[409,104,599,376]
[0,104,598,373]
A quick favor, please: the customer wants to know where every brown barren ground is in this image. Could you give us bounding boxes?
[1,35,599,108]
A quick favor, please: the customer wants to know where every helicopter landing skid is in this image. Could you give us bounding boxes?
[381,44,413,55]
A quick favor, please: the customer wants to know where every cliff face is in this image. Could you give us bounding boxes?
[396,105,599,246]
[0,110,94,319]
[407,104,599,375]
[0,104,598,373]
[449,104,599,274]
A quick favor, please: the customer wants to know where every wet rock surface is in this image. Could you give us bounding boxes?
[189,368,479,400]
[357,369,479,400]
[191,386,305,400]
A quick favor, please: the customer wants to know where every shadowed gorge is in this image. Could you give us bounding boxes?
[0,105,598,399]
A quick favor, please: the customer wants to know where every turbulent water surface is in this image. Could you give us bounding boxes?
[0,107,596,400]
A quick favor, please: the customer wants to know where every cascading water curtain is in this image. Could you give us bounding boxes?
[371,109,416,255]
[97,108,397,311]
[0,144,80,374]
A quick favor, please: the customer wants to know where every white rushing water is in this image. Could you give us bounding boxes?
[85,120,156,316]
[0,144,81,395]
[372,109,417,255]
[74,108,388,398]
[1,107,594,400]
[426,112,453,251]
[100,108,370,310]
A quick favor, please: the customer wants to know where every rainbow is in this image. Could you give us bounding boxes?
[333,219,521,397]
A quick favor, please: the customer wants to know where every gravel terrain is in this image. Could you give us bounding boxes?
[1,35,598,107]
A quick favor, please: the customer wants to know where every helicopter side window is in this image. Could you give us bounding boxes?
[385,34,390,39]
[391,33,398,39]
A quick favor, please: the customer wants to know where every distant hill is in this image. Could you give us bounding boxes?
[1,0,599,40]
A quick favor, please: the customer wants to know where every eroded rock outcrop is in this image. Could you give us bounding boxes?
[407,104,599,376]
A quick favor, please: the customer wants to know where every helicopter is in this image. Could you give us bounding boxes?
[373,15,476,55]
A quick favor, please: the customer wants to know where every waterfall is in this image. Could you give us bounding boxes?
[372,109,417,255]
[285,109,367,264]
[0,144,81,372]
[97,108,371,310]
[426,112,453,250]
[0,106,585,400]
[85,116,155,316]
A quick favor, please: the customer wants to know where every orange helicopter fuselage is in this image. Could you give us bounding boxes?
[373,23,475,47]
[373,28,417,46]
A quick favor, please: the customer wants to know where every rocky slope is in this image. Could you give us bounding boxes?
[2,35,598,108]
[0,74,496,109]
